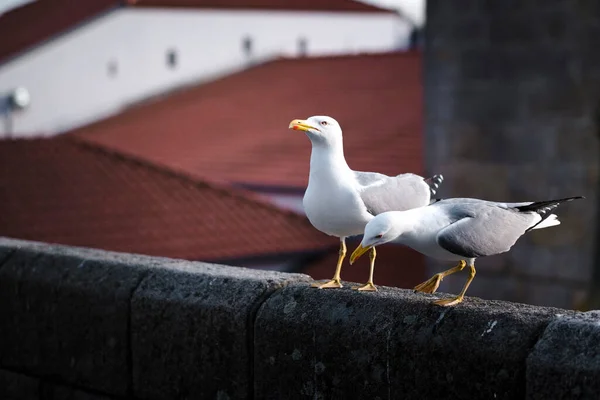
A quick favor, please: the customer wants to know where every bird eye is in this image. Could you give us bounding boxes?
[320,120,328,126]
[375,234,383,239]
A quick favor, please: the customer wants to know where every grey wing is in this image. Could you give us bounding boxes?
[435,203,537,258]
[355,172,431,215]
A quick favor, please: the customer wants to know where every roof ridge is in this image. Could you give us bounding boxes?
[0,0,122,65]
[66,137,315,224]
[0,0,394,64]
[126,0,392,13]
[66,51,415,125]
[65,47,422,190]
[277,50,419,63]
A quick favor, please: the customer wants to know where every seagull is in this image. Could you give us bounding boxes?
[289,115,444,291]
[349,196,584,305]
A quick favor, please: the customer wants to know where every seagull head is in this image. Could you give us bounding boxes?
[288,115,343,146]
[349,212,404,264]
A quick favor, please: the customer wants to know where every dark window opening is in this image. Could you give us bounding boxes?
[409,27,422,50]
[166,49,178,69]
[242,36,253,58]
[298,37,308,57]
[107,60,118,77]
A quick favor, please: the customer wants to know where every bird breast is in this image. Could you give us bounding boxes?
[303,180,371,238]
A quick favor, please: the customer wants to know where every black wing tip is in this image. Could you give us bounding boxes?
[544,195,585,203]
[516,196,585,213]
[426,174,444,196]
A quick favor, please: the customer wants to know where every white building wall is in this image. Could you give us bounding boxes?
[0,8,409,137]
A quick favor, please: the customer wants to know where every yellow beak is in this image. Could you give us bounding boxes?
[289,119,318,132]
[350,244,371,265]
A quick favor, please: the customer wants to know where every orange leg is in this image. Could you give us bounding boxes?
[312,238,346,289]
[414,260,467,294]
[355,247,378,292]
[434,263,477,307]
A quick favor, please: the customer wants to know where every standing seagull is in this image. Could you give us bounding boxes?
[289,115,444,291]
[349,196,584,305]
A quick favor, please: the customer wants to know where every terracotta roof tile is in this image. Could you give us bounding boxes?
[0,0,389,64]
[73,52,424,189]
[0,137,337,260]
[0,0,118,64]
[131,0,390,13]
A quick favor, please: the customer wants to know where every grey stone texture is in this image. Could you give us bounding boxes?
[0,369,116,400]
[131,261,310,400]
[0,237,311,400]
[254,285,568,400]
[3,238,600,399]
[527,311,600,400]
[39,383,115,400]
[0,239,149,397]
[424,0,600,308]
[0,369,39,400]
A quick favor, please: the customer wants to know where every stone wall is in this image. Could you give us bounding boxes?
[424,0,600,309]
[1,237,600,399]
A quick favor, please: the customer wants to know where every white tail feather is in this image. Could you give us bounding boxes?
[531,214,561,230]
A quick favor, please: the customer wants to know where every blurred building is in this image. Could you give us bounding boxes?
[0,0,413,137]
[70,52,424,214]
[0,51,429,290]
[424,0,600,309]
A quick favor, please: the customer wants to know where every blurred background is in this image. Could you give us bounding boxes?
[0,0,596,310]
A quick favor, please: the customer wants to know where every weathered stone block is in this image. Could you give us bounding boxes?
[423,84,457,124]
[507,244,563,280]
[507,164,553,199]
[527,311,600,399]
[507,238,590,285]
[0,238,149,397]
[526,81,587,119]
[425,0,455,26]
[445,121,484,159]
[452,20,489,48]
[553,126,599,166]
[445,162,511,200]
[502,127,559,165]
[255,285,568,400]
[452,82,519,122]
[0,369,39,400]
[39,383,115,400]
[0,243,15,266]
[131,262,311,400]
[481,0,529,15]
[489,14,537,45]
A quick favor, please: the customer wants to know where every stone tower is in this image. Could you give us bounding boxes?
[424,0,600,308]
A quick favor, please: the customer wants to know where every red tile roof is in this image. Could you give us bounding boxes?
[0,137,337,260]
[73,52,424,189]
[130,0,390,13]
[0,0,118,64]
[0,0,390,64]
